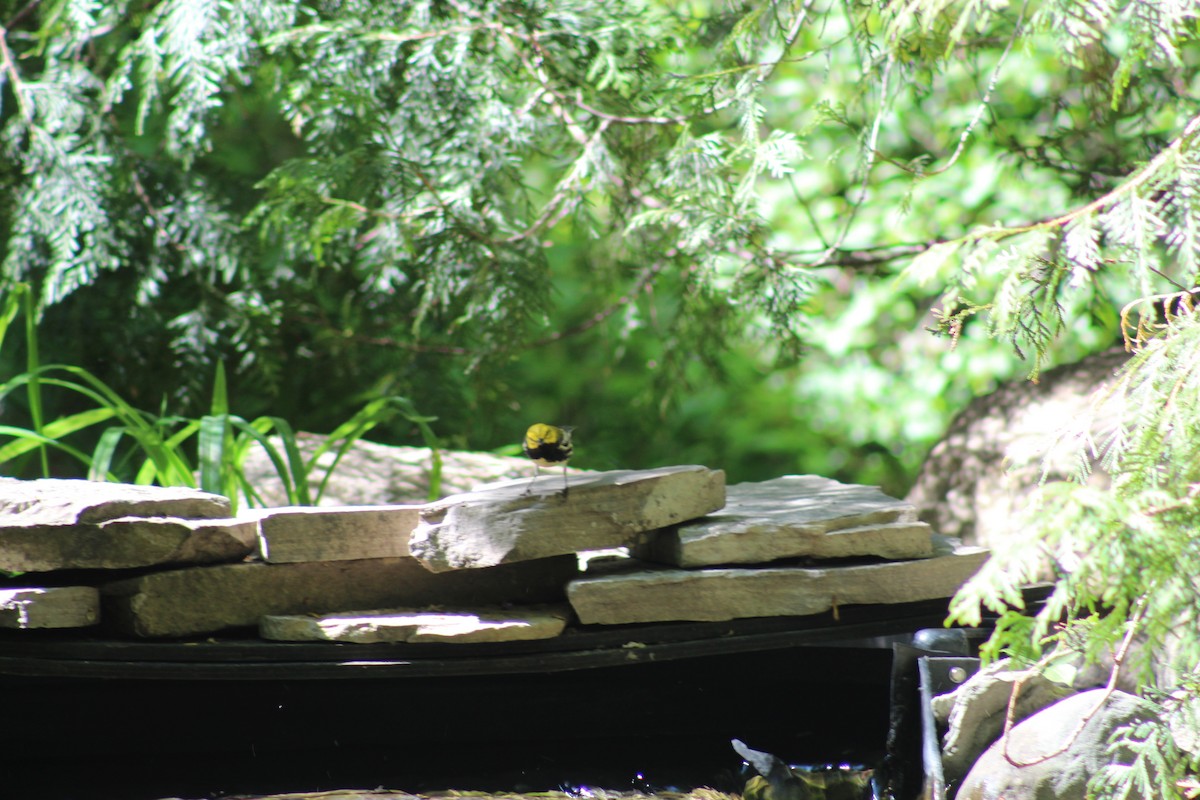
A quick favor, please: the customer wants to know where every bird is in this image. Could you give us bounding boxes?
[522,423,574,496]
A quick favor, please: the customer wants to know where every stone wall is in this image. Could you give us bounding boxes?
[0,466,984,642]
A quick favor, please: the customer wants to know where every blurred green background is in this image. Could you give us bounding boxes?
[3,0,1190,499]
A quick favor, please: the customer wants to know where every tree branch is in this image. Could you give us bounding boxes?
[341,259,671,358]
[0,26,33,123]
[790,242,938,270]
[1002,596,1149,769]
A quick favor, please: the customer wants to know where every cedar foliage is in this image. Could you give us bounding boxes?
[1,0,811,424]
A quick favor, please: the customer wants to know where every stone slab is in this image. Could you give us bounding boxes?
[255,505,421,563]
[0,586,100,629]
[0,515,259,573]
[102,555,578,637]
[0,477,231,524]
[409,466,726,572]
[260,604,570,644]
[566,540,988,625]
[636,475,931,567]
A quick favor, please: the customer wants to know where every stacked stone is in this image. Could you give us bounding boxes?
[0,468,986,643]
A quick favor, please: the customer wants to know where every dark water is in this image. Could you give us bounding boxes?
[0,646,891,800]
[6,748,880,800]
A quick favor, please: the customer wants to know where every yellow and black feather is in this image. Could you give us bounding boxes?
[522,423,574,494]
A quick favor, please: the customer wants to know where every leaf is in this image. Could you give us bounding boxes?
[1062,214,1101,287]
[900,241,961,286]
[198,414,230,498]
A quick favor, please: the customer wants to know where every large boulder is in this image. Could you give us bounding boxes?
[906,348,1127,548]
[932,659,1073,787]
[238,433,535,506]
[956,689,1158,800]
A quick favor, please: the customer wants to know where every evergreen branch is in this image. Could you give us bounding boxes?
[3,0,41,31]
[814,53,895,265]
[343,17,623,251]
[977,111,1200,243]
[558,89,685,126]
[788,241,936,269]
[0,26,33,123]
[365,23,494,45]
[405,165,496,247]
[317,195,438,225]
[447,0,816,127]
[740,0,817,97]
[526,258,669,347]
[922,0,1027,178]
[503,119,612,244]
[1120,289,1200,350]
[329,258,669,357]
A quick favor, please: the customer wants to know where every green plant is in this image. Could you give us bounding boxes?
[0,361,442,509]
[0,283,441,507]
[949,300,1200,797]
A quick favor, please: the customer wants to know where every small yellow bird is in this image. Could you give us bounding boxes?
[522,423,574,496]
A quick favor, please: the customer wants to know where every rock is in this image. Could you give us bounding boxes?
[635,475,932,567]
[255,505,421,563]
[956,689,1158,800]
[0,477,231,524]
[906,348,1127,549]
[933,658,1074,787]
[0,515,258,573]
[567,539,987,625]
[0,586,100,629]
[260,604,571,644]
[734,739,874,800]
[238,433,537,506]
[102,555,578,637]
[0,478,252,572]
[409,466,726,573]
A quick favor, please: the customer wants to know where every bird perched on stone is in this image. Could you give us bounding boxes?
[522,423,574,496]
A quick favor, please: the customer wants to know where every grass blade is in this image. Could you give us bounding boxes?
[198,414,230,498]
[89,428,127,482]
[0,283,25,352]
[0,425,111,475]
[264,417,310,505]
[210,362,230,416]
[19,287,49,476]
[229,418,297,504]
[0,407,116,463]
[312,396,441,502]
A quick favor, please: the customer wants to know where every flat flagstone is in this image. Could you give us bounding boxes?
[0,477,231,524]
[0,515,258,573]
[103,555,578,637]
[0,586,100,629]
[260,604,571,644]
[567,539,988,625]
[409,466,725,572]
[635,475,932,568]
[255,505,421,563]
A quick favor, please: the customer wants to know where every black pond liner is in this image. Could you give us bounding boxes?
[0,595,1018,800]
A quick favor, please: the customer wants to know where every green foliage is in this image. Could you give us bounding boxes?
[0,285,440,507]
[950,303,1200,797]
[1090,676,1200,800]
[1,0,842,473]
[0,3,1194,454]
[0,355,441,508]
